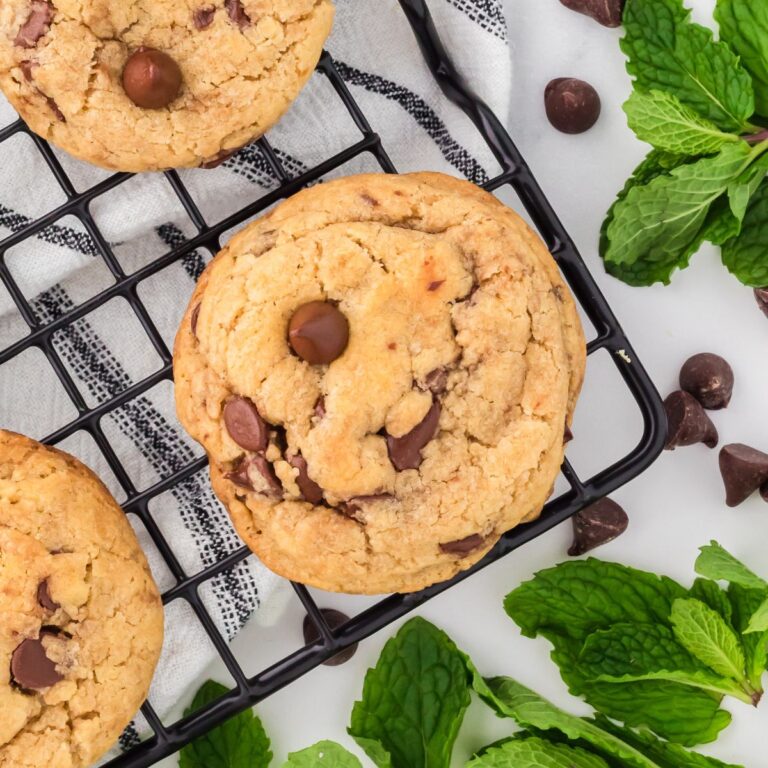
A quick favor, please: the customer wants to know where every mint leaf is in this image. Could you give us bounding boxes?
[623,90,740,155]
[671,599,747,682]
[695,541,768,590]
[602,143,754,284]
[689,578,733,624]
[728,584,768,691]
[283,742,362,767]
[577,622,748,700]
[466,736,610,768]
[715,0,768,116]
[621,0,755,131]
[348,617,471,768]
[746,596,768,634]
[722,178,768,286]
[179,681,272,768]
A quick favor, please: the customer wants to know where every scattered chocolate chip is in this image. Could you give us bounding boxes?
[223,396,269,452]
[11,637,62,691]
[190,303,201,337]
[439,533,485,556]
[14,1,53,48]
[288,301,350,365]
[45,96,65,122]
[559,0,624,27]
[386,401,441,471]
[564,425,574,444]
[428,280,445,292]
[288,454,324,504]
[193,5,216,29]
[19,60,37,81]
[225,0,251,28]
[755,288,768,319]
[719,444,768,507]
[224,456,255,490]
[360,193,379,207]
[545,78,601,134]
[314,396,326,419]
[568,498,628,556]
[664,391,718,450]
[37,580,59,612]
[342,493,393,515]
[252,455,282,497]
[302,609,357,666]
[122,48,182,109]
[200,148,237,169]
[423,368,448,395]
[679,353,734,410]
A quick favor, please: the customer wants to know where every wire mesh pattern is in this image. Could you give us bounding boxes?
[0,1,666,766]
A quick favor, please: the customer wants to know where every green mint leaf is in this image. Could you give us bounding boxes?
[577,622,749,701]
[593,715,745,768]
[466,736,610,768]
[695,541,768,590]
[689,578,734,624]
[745,595,768,634]
[728,584,768,691]
[722,178,768,285]
[348,617,471,768]
[623,90,740,155]
[671,599,747,682]
[715,0,768,116]
[283,742,362,767]
[179,681,272,768]
[621,0,755,131]
[603,142,753,284]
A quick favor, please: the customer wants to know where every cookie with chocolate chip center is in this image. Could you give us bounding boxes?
[174,172,586,594]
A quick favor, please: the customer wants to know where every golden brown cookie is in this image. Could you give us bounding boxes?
[0,430,164,767]
[174,172,586,594]
[0,1,334,171]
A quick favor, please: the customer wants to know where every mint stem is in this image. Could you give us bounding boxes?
[744,129,768,144]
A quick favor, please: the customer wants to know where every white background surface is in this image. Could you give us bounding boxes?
[158,0,768,764]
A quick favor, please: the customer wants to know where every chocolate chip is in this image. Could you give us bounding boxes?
[422,368,448,395]
[439,533,485,556]
[122,48,182,109]
[37,580,59,612]
[428,280,445,292]
[11,637,62,691]
[223,396,268,452]
[14,1,53,48]
[386,401,441,471]
[761,482,768,503]
[190,303,201,337]
[559,0,624,27]
[545,78,601,134]
[360,193,379,207]
[755,288,768,319]
[45,95,65,122]
[225,0,251,28]
[200,148,237,169]
[341,493,393,515]
[288,301,350,365]
[288,454,324,504]
[680,353,734,410]
[224,456,254,490]
[193,6,216,29]
[664,391,718,450]
[314,396,326,419]
[302,609,357,666]
[19,60,37,81]
[564,425,574,444]
[568,498,628,556]
[719,444,768,507]
[252,455,282,497]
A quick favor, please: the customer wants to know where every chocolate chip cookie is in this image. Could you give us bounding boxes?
[174,172,586,594]
[0,430,164,767]
[0,1,334,171]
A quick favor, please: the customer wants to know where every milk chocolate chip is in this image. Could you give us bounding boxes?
[386,401,441,471]
[680,353,734,410]
[439,533,485,556]
[15,1,53,48]
[225,0,251,28]
[545,78,601,134]
[664,391,718,450]
[302,609,357,666]
[568,498,628,556]
[225,456,254,490]
[288,454,323,504]
[123,48,182,109]
[719,444,768,507]
[37,580,59,612]
[11,637,62,691]
[288,302,349,365]
[755,288,768,319]
[193,6,216,29]
[559,0,624,27]
[223,396,268,452]
[252,455,282,497]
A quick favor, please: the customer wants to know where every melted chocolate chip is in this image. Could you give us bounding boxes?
[302,609,357,666]
[225,456,255,490]
[288,454,324,504]
[439,533,485,556]
[314,396,326,419]
[190,303,201,337]
[568,498,628,556]
[545,78,601,134]
[428,280,445,292]
[15,1,53,48]
[423,368,448,395]
[45,95,65,122]
[193,5,216,29]
[559,0,624,27]
[288,301,349,365]
[200,148,238,169]
[719,444,768,507]
[564,425,574,444]
[360,193,379,207]
[37,580,59,612]
[122,48,182,109]
[680,353,734,410]
[755,288,768,319]
[252,455,282,497]
[19,60,37,81]
[664,391,718,450]
[223,396,268,452]
[386,401,441,471]
[11,637,62,691]
[225,0,251,28]
[342,493,393,515]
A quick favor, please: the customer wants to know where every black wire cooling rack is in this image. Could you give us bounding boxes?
[0,2,667,765]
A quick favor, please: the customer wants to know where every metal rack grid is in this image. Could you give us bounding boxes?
[0,1,667,766]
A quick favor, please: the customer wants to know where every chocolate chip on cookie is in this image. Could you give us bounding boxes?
[225,0,251,28]
[193,5,216,29]
[223,396,269,452]
[224,456,255,490]
[11,637,62,691]
[122,48,182,109]
[422,368,448,394]
[15,0,53,48]
[190,304,201,337]
[440,533,485,556]
[302,609,357,666]
[288,301,350,365]
[428,279,445,292]
[37,579,59,612]
[386,401,441,471]
[252,455,282,497]
[313,396,326,419]
[288,454,324,504]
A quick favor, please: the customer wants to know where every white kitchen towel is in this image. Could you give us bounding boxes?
[0,0,511,746]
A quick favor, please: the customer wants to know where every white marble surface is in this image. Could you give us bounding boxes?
[158,1,768,764]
